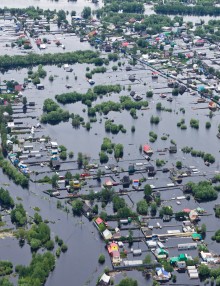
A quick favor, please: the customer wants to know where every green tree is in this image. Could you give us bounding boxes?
[11,204,27,226]
[0,278,13,286]
[136,200,148,215]
[198,264,211,279]
[33,213,42,224]
[113,196,126,212]
[22,96,27,106]
[98,254,105,264]
[0,188,14,209]
[176,161,182,169]
[82,7,91,19]
[51,174,59,188]
[77,152,83,168]
[72,199,83,216]
[144,184,152,201]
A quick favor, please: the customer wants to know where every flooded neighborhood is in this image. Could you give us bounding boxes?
[1,0,220,286]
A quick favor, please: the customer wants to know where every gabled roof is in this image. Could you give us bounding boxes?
[96,217,104,225]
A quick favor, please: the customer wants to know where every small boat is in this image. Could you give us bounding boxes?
[160,93,167,98]
[152,72,158,79]
[88,79,95,85]
[197,98,206,103]
[133,94,143,101]
[190,91,196,96]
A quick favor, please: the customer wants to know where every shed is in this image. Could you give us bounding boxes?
[51,141,58,148]
[128,164,135,174]
[147,166,156,176]
[102,229,112,240]
[51,159,61,170]
[169,145,177,153]
[36,84,44,90]
[133,249,142,256]
[98,273,110,286]
[146,240,157,248]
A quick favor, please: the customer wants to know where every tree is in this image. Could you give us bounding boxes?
[61,243,68,252]
[191,181,217,202]
[159,206,173,218]
[33,213,42,224]
[150,202,157,216]
[11,204,27,226]
[0,278,13,286]
[175,211,187,221]
[198,264,211,279]
[176,161,182,169]
[16,252,55,285]
[99,151,109,163]
[68,151,74,158]
[72,199,83,216]
[117,207,133,218]
[65,171,72,180]
[82,7,91,19]
[136,200,148,215]
[146,91,153,98]
[172,88,179,96]
[98,254,105,264]
[51,174,59,188]
[22,96,27,106]
[0,188,14,209]
[77,152,83,168]
[200,223,206,238]
[117,278,138,286]
[113,196,126,212]
[144,184,152,201]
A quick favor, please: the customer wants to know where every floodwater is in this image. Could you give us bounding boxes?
[2,53,220,285]
[1,2,220,286]
[0,0,103,14]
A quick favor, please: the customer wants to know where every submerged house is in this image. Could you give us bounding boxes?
[98,273,110,286]
[121,176,130,188]
[155,267,171,282]
[146,166,156,176]
[143,144,153,155]
[107,242,121,264]
[169,145,177,153]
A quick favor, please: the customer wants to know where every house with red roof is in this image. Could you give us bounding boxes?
[143,144,153,155]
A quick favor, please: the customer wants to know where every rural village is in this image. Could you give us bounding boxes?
[0,1,220,286]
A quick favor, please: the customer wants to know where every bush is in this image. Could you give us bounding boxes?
[136,200,148,215]
[190,118,199,129]
[150,115,160,124]
[61,244,68,252]
[206,121,211,129]
[176,161,182,169]
[98,254,105,264]
[146,91,153,98]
